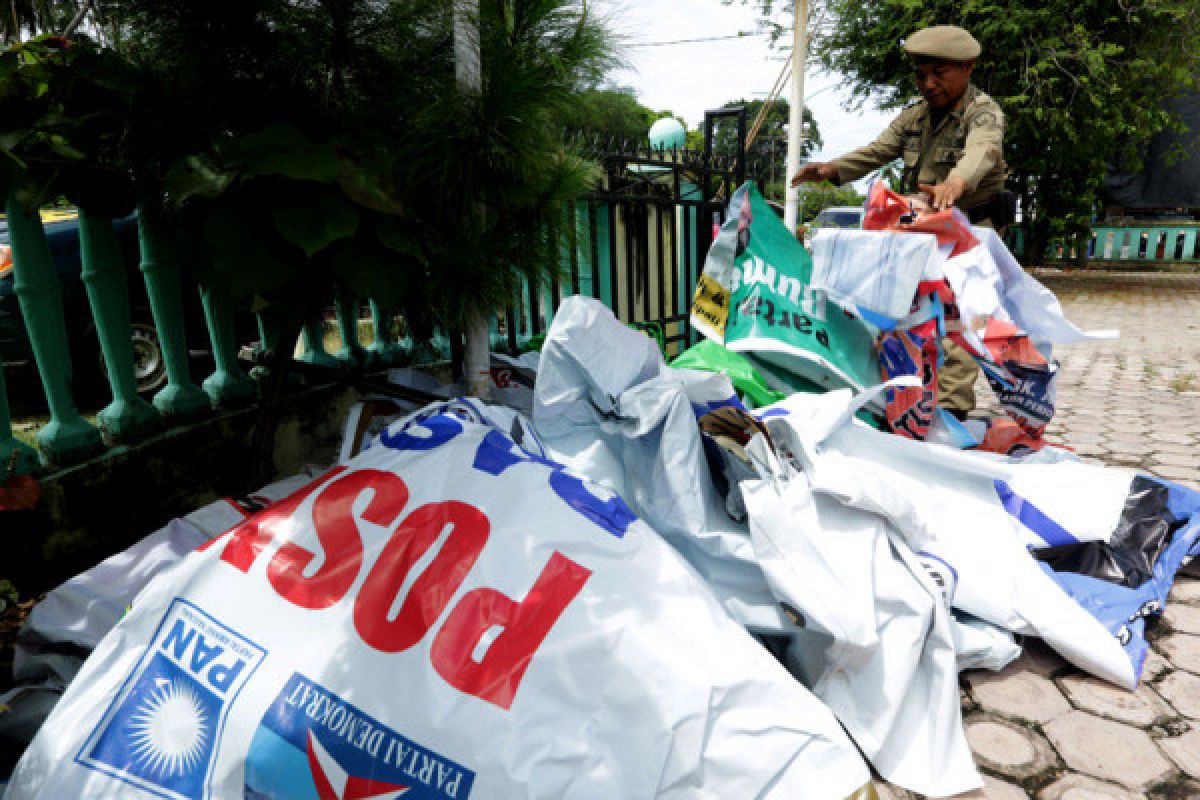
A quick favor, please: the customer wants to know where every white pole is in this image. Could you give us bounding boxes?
[453,0,480,88]
[454,0,493,401]
[783,0,808,235]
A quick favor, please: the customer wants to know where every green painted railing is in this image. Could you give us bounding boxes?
[0,193,415,478]
[1008,223,1200,265]
[2,181,714,478]
[5,193,105,467]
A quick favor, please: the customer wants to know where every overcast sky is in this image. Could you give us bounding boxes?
[594,0,894,165]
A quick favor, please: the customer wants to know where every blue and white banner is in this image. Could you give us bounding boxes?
[77,599,266,800]
[245,674,474,800]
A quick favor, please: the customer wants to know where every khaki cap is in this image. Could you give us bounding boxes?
[904,25,981,60]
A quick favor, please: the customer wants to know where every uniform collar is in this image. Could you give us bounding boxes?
[950,84,979,118]
[921,83,977,130]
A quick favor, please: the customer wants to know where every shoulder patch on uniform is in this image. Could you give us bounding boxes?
[970,110,1000,128]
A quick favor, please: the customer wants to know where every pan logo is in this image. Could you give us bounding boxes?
[77,599,267,800]
[244,674,475,799]
[127,679,211,777]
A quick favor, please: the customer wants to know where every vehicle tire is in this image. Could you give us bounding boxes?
[128,318,168,397]
[93,312,169,400]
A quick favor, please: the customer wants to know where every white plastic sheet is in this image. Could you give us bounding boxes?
[951,612,1021,672]
[741,429,981,797]
[810,229,943,320]
[943,227,1119,353]
[974,227,1118,345]
[811,226,1118,350]
[764,381,1138,688]
[6,402,869,800]
[534,296,791,634]
[0,472,328,752]
[535,298,987,795]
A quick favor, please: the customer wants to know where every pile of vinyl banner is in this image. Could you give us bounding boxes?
[3,183,1198,799]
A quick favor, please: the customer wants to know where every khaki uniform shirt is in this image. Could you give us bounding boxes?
[829,84,1006,212]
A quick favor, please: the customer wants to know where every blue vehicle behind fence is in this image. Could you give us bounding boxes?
[0,211,242,409]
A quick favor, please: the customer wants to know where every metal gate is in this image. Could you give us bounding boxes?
[502,116,757,359]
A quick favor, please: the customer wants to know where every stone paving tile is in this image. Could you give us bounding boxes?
[1057,673,1176,726]
[1172,578,1200,605]
[1165,604,1200,635]
[1150,451,1198,469]
[1043,710,1173,789]
[1156,670,1200,718]
[952,775,1030,799]
[1158,634,1200,674]
[908,275,1200,799]
[1158,727,1200,781]
[1143,648,1173,681]
[1147,440,1199,456]
[1036,773,1142,799]
[964,714,1058,782]
[1151,464,1200,481]
[967,669,1071,724]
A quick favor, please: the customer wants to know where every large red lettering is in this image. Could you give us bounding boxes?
[430,551,591,710]
[212,467,347,571]
[354,501,489,653]
[267,470,409,610]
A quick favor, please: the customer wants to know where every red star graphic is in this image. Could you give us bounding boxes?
[306,730,410,800]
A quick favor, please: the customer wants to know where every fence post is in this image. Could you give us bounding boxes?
[78,211,162,442]
[5,193,104,465]
[297,315,341,369]
[367,300,402,366]
[256,309,279,354]
[137,205,209,420]
[334,292,365,367]
[0,364,39,478]
[199,283,256,407]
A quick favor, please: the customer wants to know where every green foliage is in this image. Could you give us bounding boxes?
[398,0,612,331]
[713,98,822,202]
[724,98,822,158]
[0,0,611,339]
[729,0,1197,258]
[0,0,93,45]
[0,34,136,213]
[93,0,448,319]
[796,181,864,223]
[0,578,18,613]
[561,87,668,144]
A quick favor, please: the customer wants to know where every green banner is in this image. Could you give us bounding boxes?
[690,182,880,394]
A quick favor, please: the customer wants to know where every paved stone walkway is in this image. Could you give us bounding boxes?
[878,271,1200,799]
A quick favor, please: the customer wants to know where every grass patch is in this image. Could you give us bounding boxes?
[1170,371,1198,393]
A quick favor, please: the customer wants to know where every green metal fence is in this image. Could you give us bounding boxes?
[0,154,724,479]
[0,197,418,478]
[1009,223,1200,266]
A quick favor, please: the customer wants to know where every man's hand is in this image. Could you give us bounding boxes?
[918,176,967,211]
[790,162,839,187]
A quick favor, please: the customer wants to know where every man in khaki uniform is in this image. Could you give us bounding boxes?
[792,25,1007,417]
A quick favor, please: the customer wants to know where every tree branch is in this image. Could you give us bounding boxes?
[63,0,91,37]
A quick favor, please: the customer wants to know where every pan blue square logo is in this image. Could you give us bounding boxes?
[77,599,267,800]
